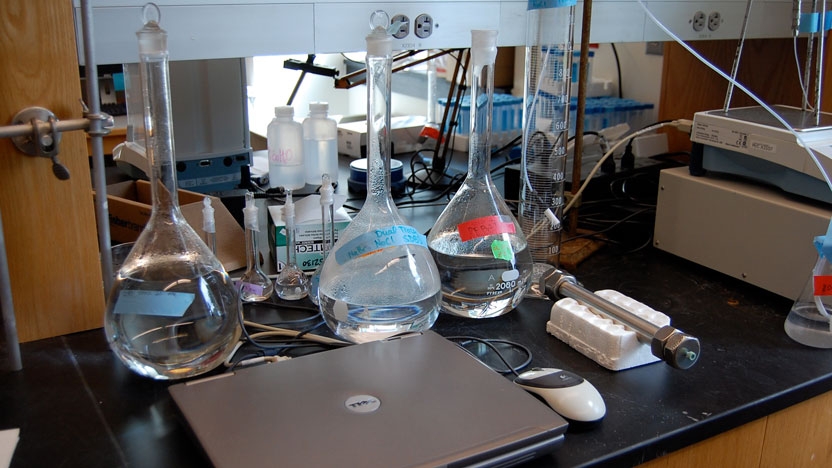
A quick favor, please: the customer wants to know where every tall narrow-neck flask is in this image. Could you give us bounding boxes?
[239,192,274,302]
[103,4,241,380]
[318,13,442,343]
[310,174,335,306]
[519,0,576,269]
[275,191,310,300]
[428,30,534,318]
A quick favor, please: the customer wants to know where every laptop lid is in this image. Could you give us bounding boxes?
[169,331,568,468]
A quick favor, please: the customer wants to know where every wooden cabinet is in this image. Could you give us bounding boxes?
[0,1,105,342]
[638,390,832,467]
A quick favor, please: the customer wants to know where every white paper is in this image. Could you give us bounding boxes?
[0,429,19,468]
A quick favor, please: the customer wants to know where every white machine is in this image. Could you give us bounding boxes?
[654,106,832,300]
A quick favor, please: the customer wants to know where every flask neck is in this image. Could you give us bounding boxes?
[140,52,183,217]
[467,55,495,182]
[364,53,396,209]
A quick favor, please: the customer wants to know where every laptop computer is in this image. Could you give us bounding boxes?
[168,331,568,468]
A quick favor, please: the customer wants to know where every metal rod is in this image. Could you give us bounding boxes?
[81,0,114,295]
[813,1,826,124]
[0,208,23,371]
[723,0,754,111]
[804,0,819,111]
[569,0,592,237]
[0,117,98,140]
[540,268,700,370]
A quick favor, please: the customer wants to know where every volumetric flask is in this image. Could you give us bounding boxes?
[428,30,533,318]
[317,13,442,343]
[104,5,241,380]
[519,0,576,269]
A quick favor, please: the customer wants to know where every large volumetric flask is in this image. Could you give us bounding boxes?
[317,13,442,343]
[428,30,533,318]
[103,5,241,380]
[520,0,576,270]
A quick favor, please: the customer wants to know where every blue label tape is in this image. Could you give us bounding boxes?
[113,290,195,317]
[528,0,577,10]
[334,225,427,265]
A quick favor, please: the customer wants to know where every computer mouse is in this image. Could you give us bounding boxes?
[514,368,606,423]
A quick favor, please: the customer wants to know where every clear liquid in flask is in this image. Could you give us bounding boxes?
[106,266,241,379]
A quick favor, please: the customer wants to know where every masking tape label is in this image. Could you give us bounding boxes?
[335,225,427,265]
[113,290,194,317]
[458,215,516,242]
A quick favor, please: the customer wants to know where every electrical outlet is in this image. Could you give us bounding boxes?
[692,11,706,32]
[391,14,409,39]
[708,12,721,31]
[415,14,434,39]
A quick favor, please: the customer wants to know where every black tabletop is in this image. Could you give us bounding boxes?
[3,242,828,468]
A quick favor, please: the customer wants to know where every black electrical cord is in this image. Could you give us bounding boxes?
[445,336,532,377]
[610,43,623,99]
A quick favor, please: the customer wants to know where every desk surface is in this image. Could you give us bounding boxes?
[3,238,828,468]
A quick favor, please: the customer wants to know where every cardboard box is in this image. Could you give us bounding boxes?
[97,180,247,272]
[268,195,351,272]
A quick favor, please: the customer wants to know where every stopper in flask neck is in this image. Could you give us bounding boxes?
[471,30,498,67]
[202,197,216,233]
[366,10,393,57]
[136,3,167,56]
[320,174,334,206]
[243,192,259,231]
[283,192,295,224]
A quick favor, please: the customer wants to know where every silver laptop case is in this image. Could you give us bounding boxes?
[169,331,568,468]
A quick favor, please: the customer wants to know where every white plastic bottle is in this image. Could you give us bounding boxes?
[302,102,339,185]
[267,106,305,190]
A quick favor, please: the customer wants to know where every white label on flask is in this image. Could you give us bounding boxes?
[113,290,195,317]
[334,225,427,265]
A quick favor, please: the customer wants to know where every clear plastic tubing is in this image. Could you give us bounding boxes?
[427,30,534,319]
[317,11,442,343]
[519,0,576,267]
[103,3,241,380]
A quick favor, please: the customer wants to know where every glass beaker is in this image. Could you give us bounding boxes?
[317,12,442,343]
[785,249,832,348]
[519,1,576,274]
[103,4,241,380]
[428,30,533,318]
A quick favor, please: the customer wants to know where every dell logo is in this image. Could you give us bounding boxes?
[344,394,381,413]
